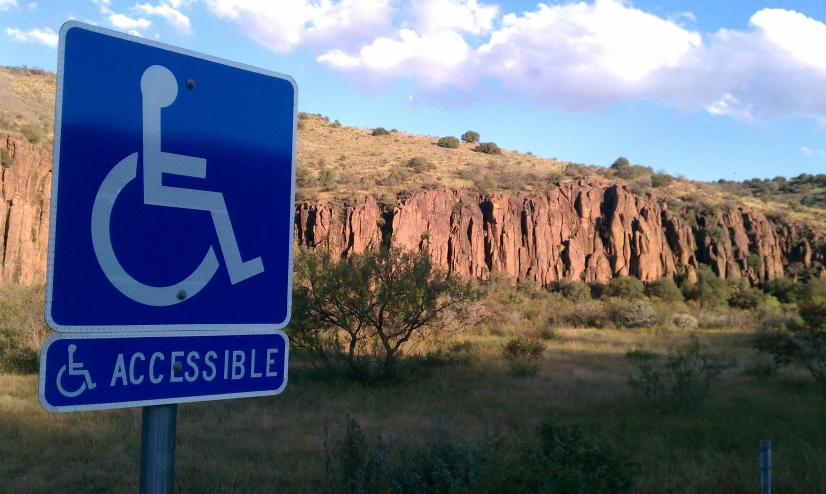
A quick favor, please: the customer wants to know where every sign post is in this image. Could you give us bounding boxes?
[140,405,177,494]
[42,21,297,491]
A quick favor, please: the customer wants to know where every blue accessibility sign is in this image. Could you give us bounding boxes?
[39,332,288,412]
[46,22,297,332]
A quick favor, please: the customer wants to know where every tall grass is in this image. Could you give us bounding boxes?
[3,325,826,492]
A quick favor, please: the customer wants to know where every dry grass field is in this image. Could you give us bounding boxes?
[3,324,826,493]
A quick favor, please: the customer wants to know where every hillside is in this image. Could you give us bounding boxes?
[0,66,824,287]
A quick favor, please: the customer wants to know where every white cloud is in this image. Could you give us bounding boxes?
[801,146,813,156]
[0,0,16,11]
[204,0,394,53]
[5,27,58,47]
[134,3,192,35]
[128,29,143,37]
[27,2,35,9]
[201,0,826,122]
[319,29,472,90]
[109,13,152,30]
[409,0,498,35]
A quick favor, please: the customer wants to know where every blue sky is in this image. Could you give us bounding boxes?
[1,0,825,182]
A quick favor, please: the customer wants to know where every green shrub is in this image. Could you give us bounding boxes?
[461,130,480,143]
[371,127,390,136]
[0,327,39,374]
[318,167,337,188]
[437,136,460,148]
[611,157,630,169]
[682,265,730,308]
[321,413,495,494]
[626,335,735,412]
[475,142,502,155]
[407,156,436,173]
[0,147,11,168]
[650,173,674,188]
[747,253,764,270]
[532,417,637,493]
[0,284,48,374]
[330,119,342,128]
[502,337,546,375]
[602,298,631,328]
[764,277,802,303]
[558,279,591,304]
[20,123,44,144]
[606,276,646,300]
[649,277,683,302]
[320,413,636,494]
[703,225,724,242]
[290,248,475,380]
[298,111,310,120]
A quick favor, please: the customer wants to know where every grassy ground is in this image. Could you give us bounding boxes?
[2,326,826,493]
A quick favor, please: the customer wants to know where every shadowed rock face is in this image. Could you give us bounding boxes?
[296,178,825,287]
[3,136,823,287]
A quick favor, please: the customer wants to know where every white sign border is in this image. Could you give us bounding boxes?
[45,21,298,333]
[38,330,290,413]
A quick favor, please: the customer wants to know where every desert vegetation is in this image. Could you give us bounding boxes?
[3,65,826,492]
[4,248,826,491]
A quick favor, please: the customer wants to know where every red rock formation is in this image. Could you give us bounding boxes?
[0,133,50,285]
[295,181,810,288]
[1,131,822,288]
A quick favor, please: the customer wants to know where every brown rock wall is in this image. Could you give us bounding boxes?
[295,183,808,288]
[1,134,50,285]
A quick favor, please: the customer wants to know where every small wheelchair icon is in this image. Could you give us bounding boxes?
[91,65,264,307]
[56,344,96,398]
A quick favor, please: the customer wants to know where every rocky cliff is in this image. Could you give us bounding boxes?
[296,178,825,286]
[3,135,823,287]
[0,133,51,285]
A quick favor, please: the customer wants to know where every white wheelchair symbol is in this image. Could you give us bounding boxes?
[56,344,97,398]
[91,65,264,307]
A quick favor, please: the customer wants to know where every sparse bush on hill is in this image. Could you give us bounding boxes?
[461,130,480,143]
[626,334,735,412]
[371,127,390,136]
[611,157,630,169]
[330,119,341,128]
[650,173,674,188]
[298,111,310,120]
[407,156,436,173]
[437,136,460,148]
[20,123,44,144]
[475,142,502,155]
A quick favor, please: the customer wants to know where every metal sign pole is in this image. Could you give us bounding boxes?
[139,404,178,494]
[760,439,771,494]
